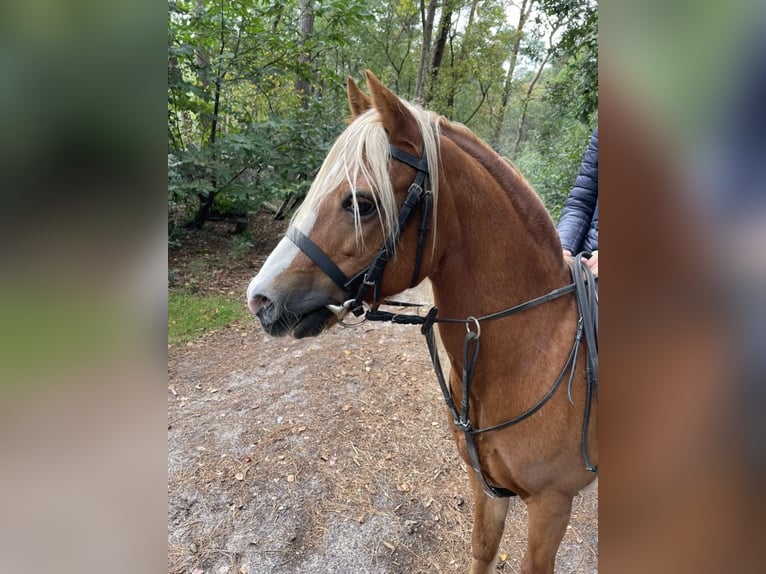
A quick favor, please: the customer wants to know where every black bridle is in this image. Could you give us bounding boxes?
[287,144,433,317]
[288,139,598,498]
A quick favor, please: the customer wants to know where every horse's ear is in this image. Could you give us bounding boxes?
[365,70,420,147]
[347,76,371,119]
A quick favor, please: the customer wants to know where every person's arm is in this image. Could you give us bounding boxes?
[557,128,598,254]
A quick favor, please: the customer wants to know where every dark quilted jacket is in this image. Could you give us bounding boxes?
[557,127,598,253]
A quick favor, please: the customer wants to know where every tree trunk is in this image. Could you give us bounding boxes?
[271,3,283,34]
[512,23,561,156]
[492,0,533,147]
[461,0,479,57]
[189,193,217,228]
[414,0,438,103]
[428,5,453,103]
[192,0,227,228]
[296,0,315,110]
[446,0,478,114]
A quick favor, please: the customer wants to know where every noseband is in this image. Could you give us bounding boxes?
[287,144,433,317]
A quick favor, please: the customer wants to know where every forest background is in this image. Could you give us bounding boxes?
[168,0,597,231]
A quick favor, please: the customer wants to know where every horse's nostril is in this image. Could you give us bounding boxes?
[248,295,271,316]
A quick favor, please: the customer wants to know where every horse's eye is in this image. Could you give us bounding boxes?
[343,193,377,218]
[356,199,376,216]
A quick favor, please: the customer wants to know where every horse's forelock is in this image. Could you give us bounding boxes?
[293,100,440,254]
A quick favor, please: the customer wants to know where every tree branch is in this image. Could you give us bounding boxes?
[461,80,490,126]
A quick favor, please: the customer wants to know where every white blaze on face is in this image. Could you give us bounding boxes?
[246,212,316,310]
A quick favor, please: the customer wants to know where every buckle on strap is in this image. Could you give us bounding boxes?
[362,273,377,287]
[454,418,473,432]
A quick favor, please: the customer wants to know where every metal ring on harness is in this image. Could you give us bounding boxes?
[326,300,369,328]
[338,311,368,328]
[465,316,481,338]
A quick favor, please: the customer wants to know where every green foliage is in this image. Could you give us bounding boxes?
[228,231,255,260]
[543,0,598,122]
[515,116,594,221]
[168,0,357,225]
[168,0,598,227]
[168,110,344,218]
[0,294,121,389]
[168,291,248,346]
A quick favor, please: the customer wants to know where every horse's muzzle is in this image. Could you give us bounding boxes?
[248,295,272,317]
[248,295,290,337]
[291,306,336,338]
[248,292,337,339]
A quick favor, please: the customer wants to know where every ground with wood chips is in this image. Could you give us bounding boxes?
[168,217,597,574]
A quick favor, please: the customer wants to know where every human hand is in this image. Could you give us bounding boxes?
[585,250,598,277]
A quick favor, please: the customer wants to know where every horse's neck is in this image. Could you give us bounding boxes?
[428,131,575,384]
[429,203,568,321]
[430,131,569,319]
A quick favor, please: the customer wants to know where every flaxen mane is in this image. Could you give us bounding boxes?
[293,101,441,251]
[293,92,559,256]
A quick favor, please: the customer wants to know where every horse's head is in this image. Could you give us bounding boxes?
[246,71,440,338]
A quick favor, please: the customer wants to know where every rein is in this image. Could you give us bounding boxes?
[367,255,598,498]
[287,138,598,498]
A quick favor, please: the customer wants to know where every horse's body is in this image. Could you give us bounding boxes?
[247,72,597,574]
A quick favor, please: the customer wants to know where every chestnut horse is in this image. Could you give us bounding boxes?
[247,71,598,574]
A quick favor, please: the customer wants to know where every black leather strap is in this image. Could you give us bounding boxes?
[287,227,350,294]
[572,252,598,472]
[369,265,599,496]
[410,190,432,287]
[349,179,429,310]
[389,145,430,173]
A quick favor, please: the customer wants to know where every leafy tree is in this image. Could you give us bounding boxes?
[167,0,597,229]
[168,0,368,227]
[543,0,598,122]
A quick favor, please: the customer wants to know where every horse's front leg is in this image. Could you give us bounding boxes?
[468,469,510,574]
[520,491,573,574]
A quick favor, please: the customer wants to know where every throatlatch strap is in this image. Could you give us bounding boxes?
[410,191,432,287]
